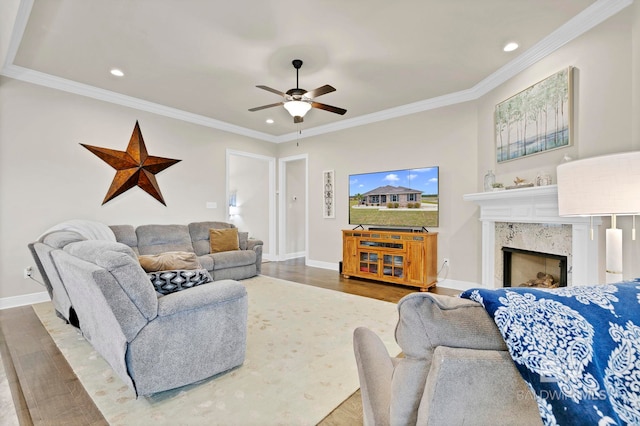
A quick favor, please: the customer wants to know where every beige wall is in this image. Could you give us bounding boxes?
[277,101,480,283]
[477,7,640,282]
[2,4,640,302]
[0,77,276,300]
[478,9,634,188]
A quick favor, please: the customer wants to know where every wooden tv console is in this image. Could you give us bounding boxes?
[342,229,438,291]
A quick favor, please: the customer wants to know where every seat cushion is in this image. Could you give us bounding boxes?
[210,250,256,270]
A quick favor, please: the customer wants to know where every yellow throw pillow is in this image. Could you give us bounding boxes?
[209,228,239,253]
[138,251,201,272]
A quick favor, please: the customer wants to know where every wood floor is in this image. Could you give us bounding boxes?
[0,258,458,425]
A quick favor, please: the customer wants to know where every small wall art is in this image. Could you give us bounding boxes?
[323,170,335,219]
[495,67,573,163]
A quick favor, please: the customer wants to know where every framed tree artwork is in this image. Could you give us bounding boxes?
[495,67,573,163]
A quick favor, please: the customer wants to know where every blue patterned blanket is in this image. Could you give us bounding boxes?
[460,280,640,426]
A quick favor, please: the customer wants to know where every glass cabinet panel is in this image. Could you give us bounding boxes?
[359,251,378,274]
[382,254,404,278]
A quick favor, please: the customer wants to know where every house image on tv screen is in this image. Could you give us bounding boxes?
[360,185,422,208]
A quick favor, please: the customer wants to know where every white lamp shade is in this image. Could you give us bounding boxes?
[283,100,312,118]
[557,150,640,216]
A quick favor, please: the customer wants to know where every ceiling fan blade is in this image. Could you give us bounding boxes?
[256,85,286,97]
[311,102,347,115]
[305,85,336,99]
[294,116,304,124]
[248,102,283,112]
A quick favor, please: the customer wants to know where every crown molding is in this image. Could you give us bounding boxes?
[471,0,634,98]
[2,0,633,144]
[1,64,279,143]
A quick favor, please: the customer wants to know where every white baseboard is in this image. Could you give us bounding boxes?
[0,291,50,310]
[435,278,481,292]
[305,259,339,271]
[284,251,305,261]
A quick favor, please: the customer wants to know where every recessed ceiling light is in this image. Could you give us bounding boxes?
[110,68,124,77]
[265,118,274,124]
[503,42,519,52]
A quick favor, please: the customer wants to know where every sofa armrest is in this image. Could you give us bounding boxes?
[157,279,247,317]
[353,327,395,426]
[247,238,263,250]
[418,347,542,426]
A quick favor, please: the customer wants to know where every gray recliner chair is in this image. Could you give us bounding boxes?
[353,292,542,425]
[51,239,248,396]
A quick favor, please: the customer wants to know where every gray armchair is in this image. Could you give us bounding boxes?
[353,292,542,425]
[51,239,248,396]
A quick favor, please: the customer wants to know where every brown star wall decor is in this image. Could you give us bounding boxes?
[81,121,181,205]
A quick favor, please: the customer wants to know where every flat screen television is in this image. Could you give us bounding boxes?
[349,166,439,229]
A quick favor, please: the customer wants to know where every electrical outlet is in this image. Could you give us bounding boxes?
[23,266,33,279]
[443,258,450,268]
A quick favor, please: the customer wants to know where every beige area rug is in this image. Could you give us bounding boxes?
[33,275,400,425]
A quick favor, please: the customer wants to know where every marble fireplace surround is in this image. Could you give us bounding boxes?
[464,185,601,288]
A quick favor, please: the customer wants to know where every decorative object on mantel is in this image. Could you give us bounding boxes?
[483,169,495,191]
[496,67,573,163]
[505,176,534,190]
[535,170,552,186]
[323,170,335,218]
[557,150,640,283]
[81,121,181,206]
[492,183,505,191]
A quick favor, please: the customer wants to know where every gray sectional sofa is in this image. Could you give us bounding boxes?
[30,220,262,323]
[28,220,261,396]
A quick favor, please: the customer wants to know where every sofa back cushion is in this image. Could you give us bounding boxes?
[136,224,194,255]
[110,225,139,254]
[390,292,506,425]
[63,240,158,321]
[188,221,236,256]
[41,230,86,248]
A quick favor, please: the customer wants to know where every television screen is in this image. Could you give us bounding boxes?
[349,167,439,228]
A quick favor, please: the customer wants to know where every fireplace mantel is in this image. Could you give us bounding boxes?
[464,185,600,287]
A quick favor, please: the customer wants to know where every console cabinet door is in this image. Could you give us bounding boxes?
[342,235,358,275]
[406,240,426,284]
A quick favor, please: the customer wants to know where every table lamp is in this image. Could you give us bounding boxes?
[557,150,640,283]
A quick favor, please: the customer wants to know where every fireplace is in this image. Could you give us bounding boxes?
[502,247,567,288]
[464,185,601,287]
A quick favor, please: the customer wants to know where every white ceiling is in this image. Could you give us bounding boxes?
[2,0,631,142]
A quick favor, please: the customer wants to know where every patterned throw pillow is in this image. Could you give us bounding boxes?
[147,269,212,295]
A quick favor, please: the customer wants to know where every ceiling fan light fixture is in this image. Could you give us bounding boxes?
[283,100,312,118]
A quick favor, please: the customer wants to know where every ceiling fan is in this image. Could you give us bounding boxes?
[249,59,347,123]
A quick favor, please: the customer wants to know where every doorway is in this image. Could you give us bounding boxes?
[226,149,276,260]
[278,154,308,261]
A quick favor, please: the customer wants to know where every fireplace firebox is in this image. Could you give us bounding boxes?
[502,247,567,288]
